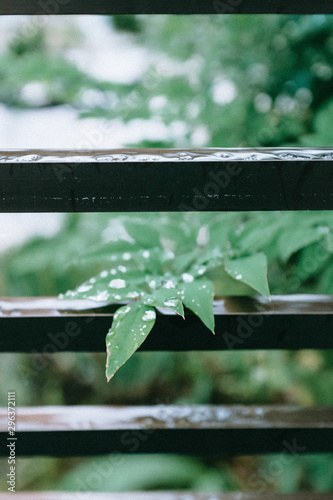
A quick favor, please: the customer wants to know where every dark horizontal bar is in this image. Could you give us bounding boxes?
[1,0,333,15]
[1,296,333,352]
[0,495,332,500]
[1,149,333,212]
[0,405,332,456]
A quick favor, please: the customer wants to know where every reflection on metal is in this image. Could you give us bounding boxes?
[1,295,333,317]
[1,295,333,353]
[1,404,332,432]
[1,148,333,212]
[0,404,332,456]
[0,493,331,500]
[1,0,333,15]
[1,148,333,163]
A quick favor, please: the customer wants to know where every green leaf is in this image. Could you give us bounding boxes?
[278,226,324,262]
[189,248,227,278]
[206,266,256,296]
[295,241,331,282]
[158,222,189,243]
[180,278,215,333]
[123,220,160,248]
[224,253,270,297]
[142,285,184,317]
[236,213,284,254]
[106,302,156,381]
[172,248,200,274]
[326,232,333,252]
[133,247,166,275]
[55,454,206,492]
[61,268,146,302]
[208,213,240,249]
[317,261,333,294]
[75,240,136,264]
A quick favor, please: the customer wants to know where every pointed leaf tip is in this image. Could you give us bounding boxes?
[105,302,156,381]
[224,253,270,298]
[181,278,215,333]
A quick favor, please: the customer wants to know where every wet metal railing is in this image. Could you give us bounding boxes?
[1,148,333,212]
[1,0,332,15]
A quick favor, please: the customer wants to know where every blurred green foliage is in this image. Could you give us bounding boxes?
[0,24,115,109]
[0,13,333,495]
[0,15,333,146]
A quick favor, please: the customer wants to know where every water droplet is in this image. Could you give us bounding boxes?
[20,154,41,162]
[142,310,156,321]
[215,152,230,158]
[164,299,177,307]
[77,284,93,293]
[122,252,131,261]
[109,279,126,289]
[142,250,150,259]
[236,274,243,280]
[100,270,108,278]
[110,155,127,161]
[92,290,109,301]
[118,265,127,273]
[164,280,176,289]
[126,291,140,298]
[182,273,194,283]
[97,156,112,162]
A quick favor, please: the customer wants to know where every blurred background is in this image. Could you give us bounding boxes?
[0,13,333,494]
[1,14,333,149]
